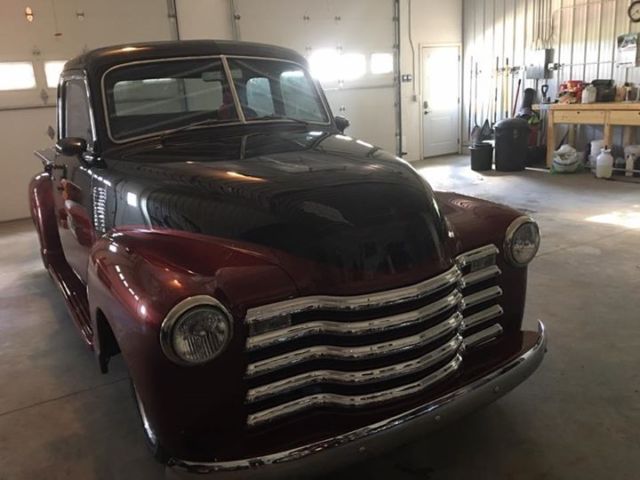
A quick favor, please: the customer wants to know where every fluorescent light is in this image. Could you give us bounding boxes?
[44,61,66,88]
[0,62,36,91]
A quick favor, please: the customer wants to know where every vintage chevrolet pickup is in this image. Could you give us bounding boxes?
[29,40,545,478]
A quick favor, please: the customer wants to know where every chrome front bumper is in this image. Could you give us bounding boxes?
[166,321,547,480]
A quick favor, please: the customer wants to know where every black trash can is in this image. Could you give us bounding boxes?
[494,118,530,171]
[469,142,493,171]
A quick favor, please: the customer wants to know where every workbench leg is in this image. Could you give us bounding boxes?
[568,124,576,147]
[623,126,633,148]
[546,110,555,168]
[603,122,612,151]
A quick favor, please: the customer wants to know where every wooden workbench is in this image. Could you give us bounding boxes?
[537,102,640,167]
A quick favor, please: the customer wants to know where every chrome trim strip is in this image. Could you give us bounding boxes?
[460,265,502,289]
[464,323,504,348]
[160,295,233,366]
[247,354,463,427]
[461,286,503,310]
[246,335,464,404]
[246,312,463,378]
[168,322,546,479]
[246,290,463,351]
[246,266,461,324]
[462,305,504,330]
[455,244,499,268]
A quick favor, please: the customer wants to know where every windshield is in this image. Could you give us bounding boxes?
[226,58,329,124]
[103,57,330,142]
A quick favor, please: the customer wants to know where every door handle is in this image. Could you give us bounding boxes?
[423,100,430,115]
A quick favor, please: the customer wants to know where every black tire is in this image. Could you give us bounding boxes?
[130,380,170,464]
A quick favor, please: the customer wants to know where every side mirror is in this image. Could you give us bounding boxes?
[56,137,87,157]
[334,116,350,134]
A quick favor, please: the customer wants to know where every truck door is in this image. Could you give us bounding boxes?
[52,74,96,284]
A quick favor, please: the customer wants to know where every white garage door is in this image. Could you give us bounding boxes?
[235,0,397,152]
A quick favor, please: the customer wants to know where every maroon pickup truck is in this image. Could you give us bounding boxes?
[29,40,546,478]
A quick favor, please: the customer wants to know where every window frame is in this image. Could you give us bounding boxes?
[58,71,98,153]
[100,55,333,145]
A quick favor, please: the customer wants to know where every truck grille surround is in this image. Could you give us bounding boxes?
[243,244,504,428]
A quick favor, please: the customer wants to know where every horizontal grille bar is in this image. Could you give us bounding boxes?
[246,266,461,324]
[462,304,504,330]
[464,323,504,348]
[247,291,463,351]
[461,286,503,310]
[246,312,463,378]
[247,354,463,427]
[460,265,502,289]
[247,334,464,404]
[456,244,499,268]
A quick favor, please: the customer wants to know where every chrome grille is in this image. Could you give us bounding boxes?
[243,244,503,427]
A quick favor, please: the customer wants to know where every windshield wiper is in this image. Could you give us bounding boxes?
[251,115,312,126]
[159,118,230,144]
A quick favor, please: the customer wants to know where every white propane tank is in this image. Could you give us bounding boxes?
[596,147,614,179]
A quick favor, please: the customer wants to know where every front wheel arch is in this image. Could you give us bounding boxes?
[95,308,121,374]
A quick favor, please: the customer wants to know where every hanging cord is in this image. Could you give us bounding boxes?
[408,0,417,100]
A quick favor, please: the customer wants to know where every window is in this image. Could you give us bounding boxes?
[0,62,36,91]
[308,50,366,82]
[371,53,393,74]
[228,58,329,124]
[246,77,275,116]
[63,79,93,146]
[104,59,233,140]
[340,53,366,80]
[45,61,66,88]
[308,49,340,82]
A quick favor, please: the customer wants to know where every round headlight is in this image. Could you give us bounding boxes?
[504,216,540,267]
[160,296,233,365]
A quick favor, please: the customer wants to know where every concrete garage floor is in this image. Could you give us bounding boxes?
[1,155,639,479]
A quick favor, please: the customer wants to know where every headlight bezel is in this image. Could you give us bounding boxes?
[504,216,540,267]
[160,295,233,366]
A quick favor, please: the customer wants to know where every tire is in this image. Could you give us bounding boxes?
[130,380,170,464]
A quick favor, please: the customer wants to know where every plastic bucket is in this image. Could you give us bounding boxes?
[470,143,493,171]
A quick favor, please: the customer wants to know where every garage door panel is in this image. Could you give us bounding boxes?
[326,88,396,152]
[236,0,397,155]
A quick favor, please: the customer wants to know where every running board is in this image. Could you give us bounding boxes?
[46,255,93,347]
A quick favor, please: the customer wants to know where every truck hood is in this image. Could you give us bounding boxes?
[106,130,454,294]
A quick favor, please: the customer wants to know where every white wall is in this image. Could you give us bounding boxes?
[0,0,176,222]
[399,0,463,160]
[463,0,640,147]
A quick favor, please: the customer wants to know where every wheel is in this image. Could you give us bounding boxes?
[130,380,170,464]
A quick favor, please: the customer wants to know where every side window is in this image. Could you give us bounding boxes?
[246,77,274,116]
[64,79,93,145]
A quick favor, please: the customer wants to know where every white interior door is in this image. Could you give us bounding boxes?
[422,45,461,158]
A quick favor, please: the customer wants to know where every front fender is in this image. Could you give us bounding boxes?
[87,228,298,460]
[435,191,530,334]
[29,172,63,266]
